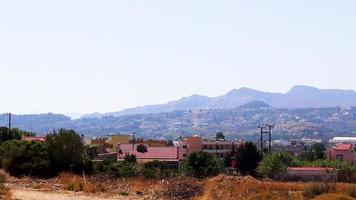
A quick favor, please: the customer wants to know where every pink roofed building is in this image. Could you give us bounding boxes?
[117,144,180,167]
[328,144,355,164]
[22,136,46,143]
[286,167,338,181]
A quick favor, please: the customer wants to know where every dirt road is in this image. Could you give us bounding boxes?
[11,188,144,200]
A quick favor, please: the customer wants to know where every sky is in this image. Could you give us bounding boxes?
[0,0,356,115]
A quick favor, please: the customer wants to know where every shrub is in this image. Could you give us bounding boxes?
[124,153,137,163]
[46,129,86,174]
[0,140,52,177]
[303,183,335,199]
[258,151,295,179]
[183,151,224,178]
[235,142,261,175]
[115,162,139,178]
[346,185,356,198]
[142,160,170,179]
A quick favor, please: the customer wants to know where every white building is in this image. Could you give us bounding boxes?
[329,137,356,145]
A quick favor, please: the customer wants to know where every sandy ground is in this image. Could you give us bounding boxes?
[11,188,145,200]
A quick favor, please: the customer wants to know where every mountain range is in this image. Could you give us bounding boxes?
[83,85,356,118]
[1,85,356,140]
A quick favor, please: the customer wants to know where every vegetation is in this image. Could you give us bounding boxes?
[215,131,225,141]
[0,140,51,177]
[142,160,171,179]
[303,183,336,199]
[299,143,326,161]
[235,142,261,175]
[258,151,295,179]
[46,129,88,174]
[0,127,34,143]
[183,151,224,178]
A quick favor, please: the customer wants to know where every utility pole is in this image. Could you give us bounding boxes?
[132,132,135,150]
[259,126,264,157]
[258,124,274,157]
[8,113,11,135]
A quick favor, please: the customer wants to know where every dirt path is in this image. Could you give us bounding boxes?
[11,188,144,200]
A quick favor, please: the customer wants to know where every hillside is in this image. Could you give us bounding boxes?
[1,102,356,140]
[83,85,356,118]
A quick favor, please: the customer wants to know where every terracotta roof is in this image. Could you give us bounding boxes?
[288,167,336,171]
[22,136,46,142]
[118,144,179,160]
[334,144,352,151]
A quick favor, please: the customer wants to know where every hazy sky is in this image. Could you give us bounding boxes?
[1,0,355,115]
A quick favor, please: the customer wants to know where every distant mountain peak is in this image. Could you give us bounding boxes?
[288,85,320,94]
[226,87,261,96]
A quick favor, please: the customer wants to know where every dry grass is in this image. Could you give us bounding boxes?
[199,174,304,200]
[0,173,12,200]
[58,173,106,193]
[313,193,356,200]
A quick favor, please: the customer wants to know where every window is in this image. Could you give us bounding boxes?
[183,145,187,148]
[183,154,187,157]
[203,145,207,149]
[336,154,344,161]
[209,145,212,150]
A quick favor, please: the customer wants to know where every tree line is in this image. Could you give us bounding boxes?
[0,127,355,182]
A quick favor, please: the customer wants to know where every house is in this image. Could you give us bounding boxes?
[22,136,46,142]
[286,167,338,181]
[107,134,130,150]
[89,134,130,154]
[117,144,180,168]
[173,135,243,159]
[328,144,355,163]
[329,137,356,145]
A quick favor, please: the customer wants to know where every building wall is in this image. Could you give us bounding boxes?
[202,141,242,158]
[107,135,130,148]
[329,149,355,163]
[145,140,167,147]
[90,138,107,145]
[186,136,202,155]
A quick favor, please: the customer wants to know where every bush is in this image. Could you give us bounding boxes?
[183,151,224,178]
[115,162,139,178]
[303,183,335,199]
[235,142,261,175]
[124,154,137,163]
[142,160,170,179]
[258,151,295,179]
[346,185,356,198]
[46,129,86,173]
[0,140,52,177]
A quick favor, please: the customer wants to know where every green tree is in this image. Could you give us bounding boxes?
[46,129,85,173]
[142,160,170,179]
[215,131,225,141]
[184,151,224,178]
[124,153,137,163]
[235,142,261,175]
[0,127,21,142]
[258,151,295,179]
[85,145,98,160]
[311,143,326,160]
[299,143,326,161]
[0,140,51,177]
